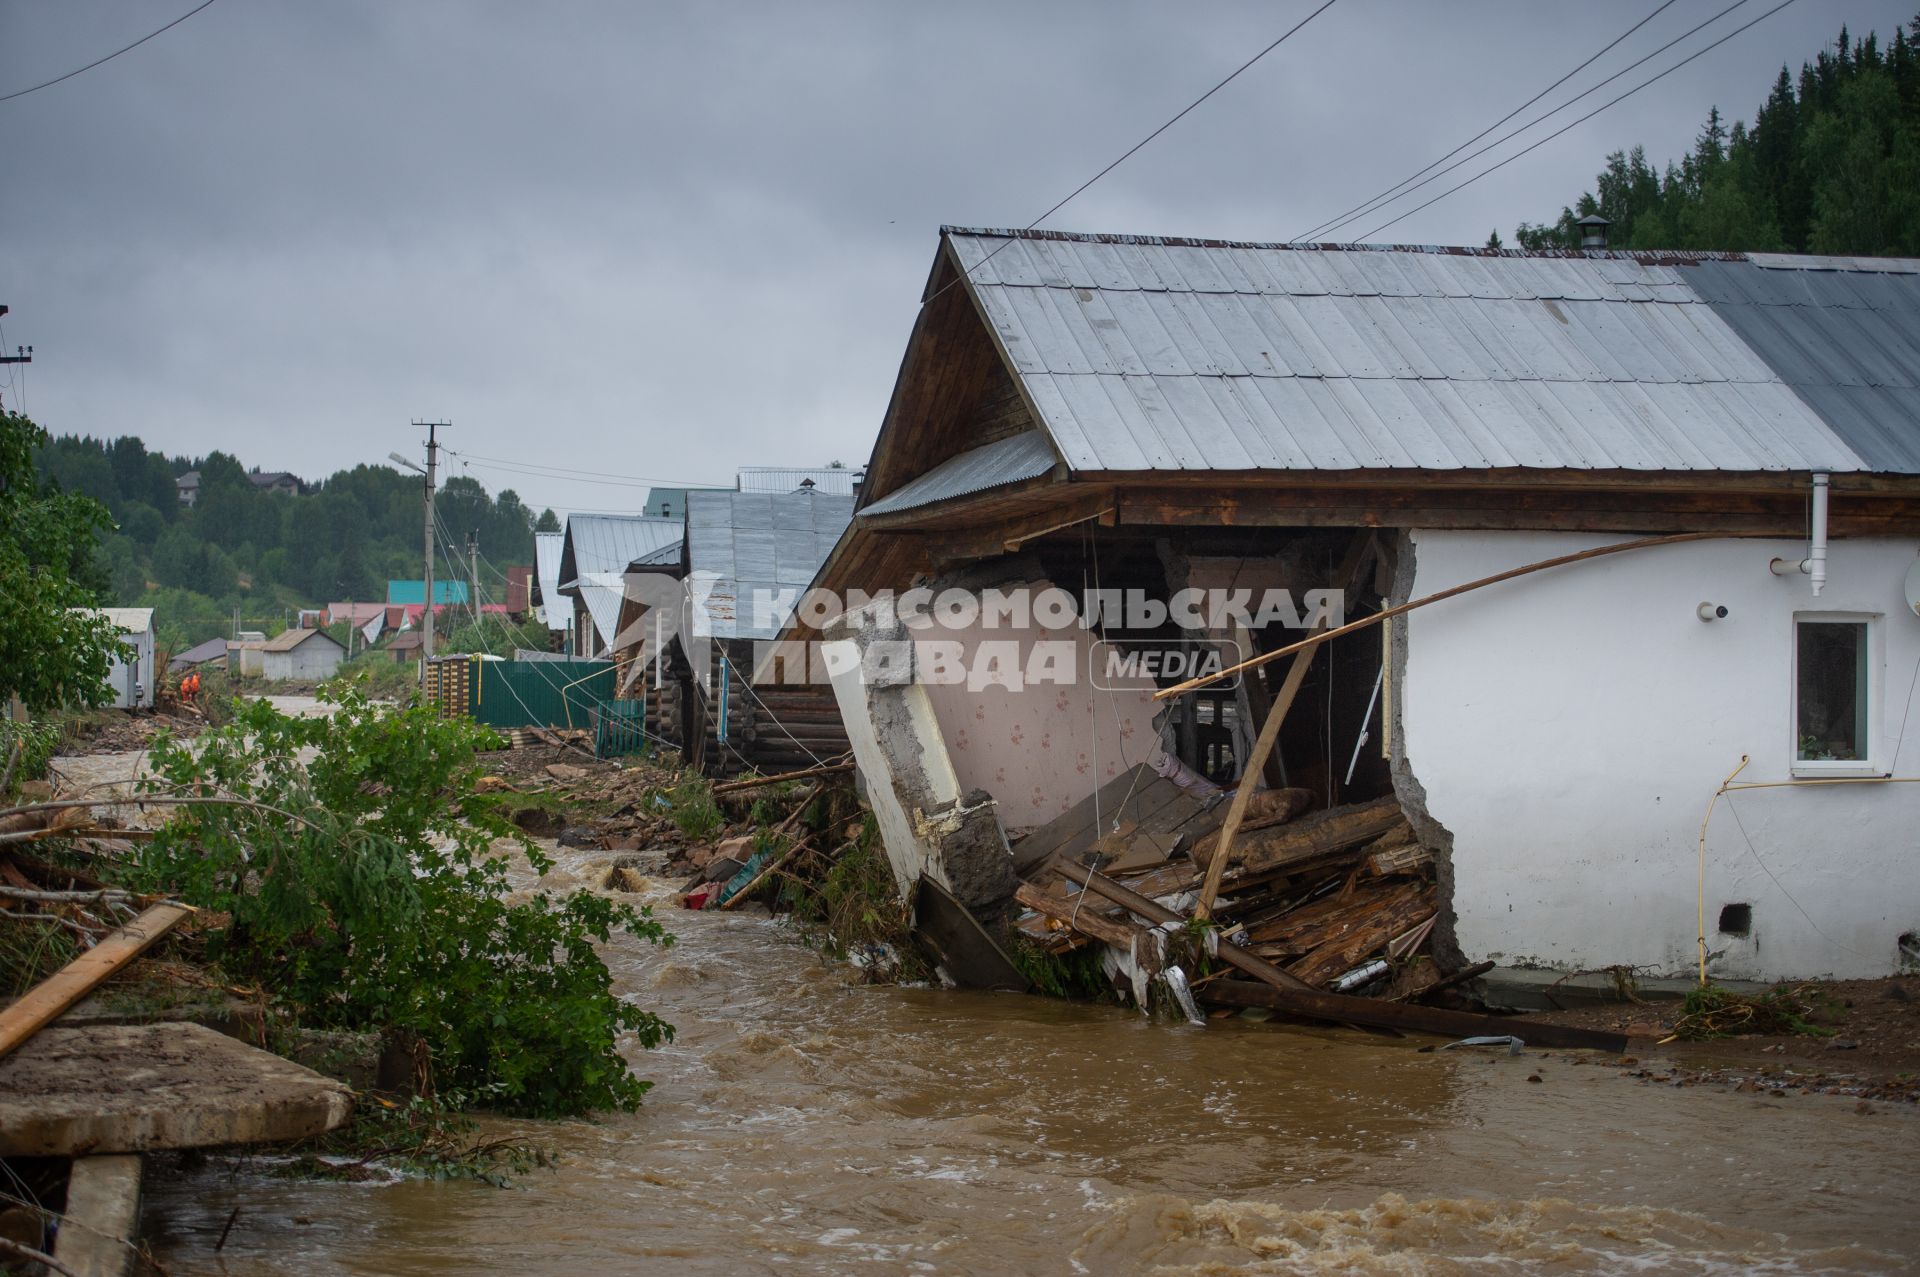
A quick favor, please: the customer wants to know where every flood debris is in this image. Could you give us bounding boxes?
[1008,765,1628,1052]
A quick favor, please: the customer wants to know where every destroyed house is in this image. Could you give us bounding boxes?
[617,489,855,777]
[799,226,1920,987]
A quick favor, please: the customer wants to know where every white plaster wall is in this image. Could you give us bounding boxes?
[263,639,343,682]
[821,631,966,901]
[102,629,154,708]
[1401,530,1920,980]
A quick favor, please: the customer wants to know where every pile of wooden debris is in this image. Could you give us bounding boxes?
[1008,765,1620,1050]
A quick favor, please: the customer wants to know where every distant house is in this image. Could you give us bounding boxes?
[168,637,230,673]
[260,627,345,681]
[72,607,155,708]
[384,631,425,665]
[247,470,302,496]
[556,514,680,658]
[386,580,469,606]
[175,471,201,507]
[640,486,728,519]
[532,531,568,637]
[505,565,532,615]
[736,466,863,497]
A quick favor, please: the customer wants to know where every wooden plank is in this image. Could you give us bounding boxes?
[1058,860,1316,993]
[0,903,192,1064]
[1054,860,1625,1051]
[1015,882,1144,952]
[1011,766,1174,875]
[1212,797,1407,878]
[1199,979,1629,1052]
[1194,531,1373,920]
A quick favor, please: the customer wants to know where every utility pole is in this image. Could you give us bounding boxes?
[415,421,449,682]
[465,530,481,627]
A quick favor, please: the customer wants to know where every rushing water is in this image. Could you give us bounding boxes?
[141,845,1918,1275]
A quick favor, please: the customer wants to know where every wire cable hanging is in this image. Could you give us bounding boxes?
[1289,0,1687,243]
[1,0,221,104]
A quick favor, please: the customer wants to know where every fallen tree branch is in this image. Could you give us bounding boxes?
[712,758,854,795]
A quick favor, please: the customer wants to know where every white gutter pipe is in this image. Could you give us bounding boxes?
[1768,472,1830,596]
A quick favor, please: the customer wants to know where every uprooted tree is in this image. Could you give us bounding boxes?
[131,688,675,1117]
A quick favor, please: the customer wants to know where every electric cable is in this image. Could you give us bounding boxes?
[1352,0,1799,242]
[924,0,1340,309]
[1291,0,1689,242]
[1,0,220,104]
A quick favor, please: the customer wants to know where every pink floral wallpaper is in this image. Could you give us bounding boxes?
[919,623,1161,832]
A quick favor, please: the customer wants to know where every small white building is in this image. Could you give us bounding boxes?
[74,607,155,709]
[260,627,346,681]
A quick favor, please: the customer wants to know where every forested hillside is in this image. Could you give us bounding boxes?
[34,432,559,647]
[1513,18,1920,255]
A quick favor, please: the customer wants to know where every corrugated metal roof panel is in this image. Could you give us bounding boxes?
[559,516,681,589]
[82,607,153,633]
[685,491,855,639]
[1688,258,1920,472]
[736,466,864,495]
[862,431,1060,516]
[944,230,1878,475]
[533,531,567,629]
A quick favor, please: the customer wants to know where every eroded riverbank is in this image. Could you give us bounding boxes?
[140,850,1920,1276]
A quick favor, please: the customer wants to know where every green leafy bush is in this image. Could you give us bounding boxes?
[0,718,59,794]
[665,776,722,841]
[132,689,674,1116]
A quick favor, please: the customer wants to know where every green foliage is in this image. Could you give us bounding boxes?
[784,819,931,982]
[1514,19,1920,255]
[0,719,60,795]
[275,1091,551,1187]
[31,434,545,648]
[0,413,124,712]
[337,650,420,700]
[1673,983,1836,1040]
[665,776,723,840]
[1008,939,1112,1001]
[131,690,675,1116]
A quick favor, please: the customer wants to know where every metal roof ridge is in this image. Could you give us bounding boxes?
[938,225,1752,265]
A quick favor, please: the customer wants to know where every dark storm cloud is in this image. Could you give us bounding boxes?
[5,1,1912,512]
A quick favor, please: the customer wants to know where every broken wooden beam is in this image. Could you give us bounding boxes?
[0,903,192,1064]
[1014,882,1147,953]
[711,759,854,795]
[1194,796,1406,879]
[1057,860,1316,992]
[1056,861,1628,1050]
[1199,979,1629,1052]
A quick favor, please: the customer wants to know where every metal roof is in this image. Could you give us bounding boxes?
[861,430,1060,516]
[533,531,567,630]
[1685,257,1920,474]
[558,515,681,591]
[263,627,340,653]
[77,607,153,633]
[943,228,1879,475]
[627,538,684,569]
[685,490,856,639]
[169,638,230,667]
[736,466,864,495]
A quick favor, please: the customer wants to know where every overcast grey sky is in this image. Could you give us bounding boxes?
[5,0,1913,515]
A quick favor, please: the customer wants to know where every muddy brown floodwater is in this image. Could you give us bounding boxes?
[143,847,1919,1276]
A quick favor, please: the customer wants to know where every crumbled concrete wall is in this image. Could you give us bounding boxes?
[1384,530,1466,971]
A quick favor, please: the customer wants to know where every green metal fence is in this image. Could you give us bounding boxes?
[592,699,647,758]
[466,657,615,731]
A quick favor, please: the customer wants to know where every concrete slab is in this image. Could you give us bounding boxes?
[0,1022,352,1157]
[55,1155,142,1277]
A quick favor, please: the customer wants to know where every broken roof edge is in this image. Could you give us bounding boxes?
[860,430,1063,518]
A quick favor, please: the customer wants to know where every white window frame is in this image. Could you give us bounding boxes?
[1791,611,1881,779]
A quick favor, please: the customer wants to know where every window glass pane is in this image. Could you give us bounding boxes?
[1797,621,1867,761]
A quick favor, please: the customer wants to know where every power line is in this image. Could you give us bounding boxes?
[924,0,1341,307]
[0,0,221,105]
[1316,0,1755,243]
[444,448,726,491]
[1353,0,1799,243]
[1290,0,1685,243]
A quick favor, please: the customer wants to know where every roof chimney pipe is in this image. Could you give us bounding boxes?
[1576,214,1611,250]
